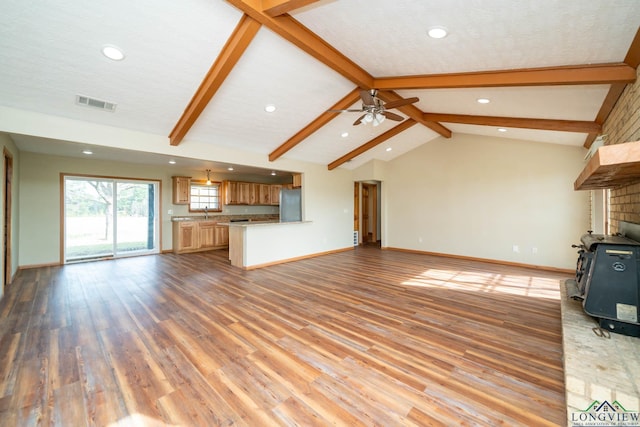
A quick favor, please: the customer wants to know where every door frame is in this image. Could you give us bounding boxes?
[61,173,162,264]
[3,149,13,289]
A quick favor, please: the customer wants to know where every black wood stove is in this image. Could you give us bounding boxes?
[570,221,640,337]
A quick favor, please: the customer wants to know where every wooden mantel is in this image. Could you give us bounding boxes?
[574,140,640,190]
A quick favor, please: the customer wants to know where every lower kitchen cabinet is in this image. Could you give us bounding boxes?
[174,221,198,252]
[214,225,229,246]
[173,221,229,253]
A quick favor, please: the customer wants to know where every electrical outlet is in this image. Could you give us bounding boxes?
[512,245,519,253]
[532,247,538,254]
[167,209,173,215]
[418,237,423,243]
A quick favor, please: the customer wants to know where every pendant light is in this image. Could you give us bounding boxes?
[205,169,212,185]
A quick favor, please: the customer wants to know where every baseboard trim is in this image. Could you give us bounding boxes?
[243,246,355,270]
[382,246,574,275]
[18,261,61,270]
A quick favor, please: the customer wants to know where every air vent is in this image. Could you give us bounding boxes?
[75,95,117,112]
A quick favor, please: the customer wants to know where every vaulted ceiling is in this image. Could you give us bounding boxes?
[1,0,639,171]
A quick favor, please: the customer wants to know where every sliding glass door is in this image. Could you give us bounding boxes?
[64,176,159,263]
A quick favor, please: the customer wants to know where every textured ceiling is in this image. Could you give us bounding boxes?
[0,0,638,172]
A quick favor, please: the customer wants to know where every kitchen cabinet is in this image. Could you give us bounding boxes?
[270,185,281,205]
[174,221,198,252]
[173,220,229,253]
[172,176,191,205]
[198,221,217,249]
[214,225,229,246]
[292,173,302,188]
[258,184,271,205]
[224,180,282,205]
[225,181,239,204]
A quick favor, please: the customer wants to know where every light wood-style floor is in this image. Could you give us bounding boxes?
[0,247,568,426]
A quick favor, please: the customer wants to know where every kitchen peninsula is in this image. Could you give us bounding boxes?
[226,220,312,269]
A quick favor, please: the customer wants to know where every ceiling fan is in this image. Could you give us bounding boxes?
[330,89,419,126]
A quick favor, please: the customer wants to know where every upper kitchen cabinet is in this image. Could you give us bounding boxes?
[270,185,281,206]
[223,180,283,206]
[172,176,191,205]
[292,174,302,188]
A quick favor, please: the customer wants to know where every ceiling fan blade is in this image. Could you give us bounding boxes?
[382,97,419,110]
[353,114,366,125]
[382,111,404,121]
[328,109,365,112]
[359,90,375,105]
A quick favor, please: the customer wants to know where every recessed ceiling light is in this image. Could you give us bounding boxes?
[477,98,490,104]
[101,44,125,61]
[82,149,93,155]
[168,160,176,164]
[386,147,392,152]
[271,171,276,176]
[264,104,276,113]
[497,128,507,132]
[427,27,448,39]
[227,167,234,171]
[341,132,349,138]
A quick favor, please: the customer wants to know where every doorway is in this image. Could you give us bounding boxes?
[63,175,160,263]
[359,182,379,246]
[3,149,12,290]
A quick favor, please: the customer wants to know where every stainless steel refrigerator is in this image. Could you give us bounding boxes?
[279,188,301,222]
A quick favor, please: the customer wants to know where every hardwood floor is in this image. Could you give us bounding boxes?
[0,247,568,426]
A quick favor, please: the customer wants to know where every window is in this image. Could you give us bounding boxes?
[190,181,221,211]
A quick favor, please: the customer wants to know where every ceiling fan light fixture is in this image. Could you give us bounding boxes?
[427,26,448,39]
[364,113,374,123]
[372,112,385,126]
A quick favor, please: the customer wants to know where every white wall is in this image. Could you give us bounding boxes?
[379,133,590,270]
[0,133,19,299]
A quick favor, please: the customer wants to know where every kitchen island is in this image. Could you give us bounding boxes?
[225,220,313,269]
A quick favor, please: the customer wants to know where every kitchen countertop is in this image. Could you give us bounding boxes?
[220,220,310,227]
[171,215,278,222]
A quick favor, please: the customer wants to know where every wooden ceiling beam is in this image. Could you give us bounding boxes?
[169,14,261,146]
[374,63,637,90]
[584,27,640,148]
[328,119,417,170]
[422,113,602,134]
[262,0,322,17]
[624,26,640,68]
[377,91,451,138]
[226,0,374,88]
[269,88,362,161]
